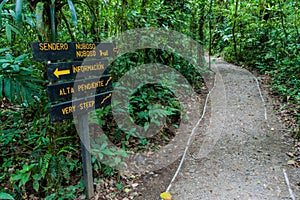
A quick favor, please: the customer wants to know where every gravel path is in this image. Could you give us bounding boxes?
[133,56,299,200]
[168,57,299,200]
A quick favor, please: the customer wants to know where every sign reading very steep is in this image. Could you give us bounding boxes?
[47,60,109,82]
[31,42,117,61]
[50,91,112,122]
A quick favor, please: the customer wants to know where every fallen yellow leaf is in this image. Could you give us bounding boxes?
[287,160,296,165]
[160,191,172,200]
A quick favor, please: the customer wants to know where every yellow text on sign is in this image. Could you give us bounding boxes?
[77,80,104,92]
[57,78,111,97]
[72,63,105,73]
[99,50,108,56]
[62,105,76,115]
[79,100,95,110]
[59,87,74,96]
[39,43,69,51]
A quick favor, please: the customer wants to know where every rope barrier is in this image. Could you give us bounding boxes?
[163,59,296,200]
[165,63,217,193]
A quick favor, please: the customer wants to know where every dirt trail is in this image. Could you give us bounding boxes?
[134,56,299,200]
[168,57,299,200]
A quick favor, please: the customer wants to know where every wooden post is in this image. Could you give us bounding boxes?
[78,113,94,199]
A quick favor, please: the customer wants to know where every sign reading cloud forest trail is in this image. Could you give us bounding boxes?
[31,42,117,61]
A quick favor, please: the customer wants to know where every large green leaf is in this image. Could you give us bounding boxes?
[67,0,77,26]
[19,173,30,187]
[5,23,22,43]
[35,2,44,35]
[15,80,21,103]
[0,192,14,200]
[1,67,42,106]
[15,53,28,62]
[21,84,31,105]
[0,0,9,10]
[32,174,40,192]
[15,0,23,23]
[5,23,11,43]
[0,48,10,54]
[0,77,2,98]
[4,77,12,102]
[0,0,9,27]
[102,148,115,156]
[50,3,56,41]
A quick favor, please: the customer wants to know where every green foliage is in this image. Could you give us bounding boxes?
[128,83,180,129]
[91,134,128,168]
[0,102,82,198]
[0,192,14,200]
[0,49,43,106]
[207,0,300,128]
[3,0,299,198]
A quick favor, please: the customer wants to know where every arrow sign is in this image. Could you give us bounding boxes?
[49,91,112,122]
[31,42,117,61]
[54,68,70,78]
[47,75,112,102]
[47,59,109,82]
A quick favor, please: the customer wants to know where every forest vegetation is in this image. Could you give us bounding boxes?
[0,0,299,199]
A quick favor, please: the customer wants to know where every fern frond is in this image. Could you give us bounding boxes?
[41,153,52,179]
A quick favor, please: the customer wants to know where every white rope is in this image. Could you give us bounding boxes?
[283,168,296,200]
[163,62,267,197]
[252,75,268,120]
[165,69,217,193]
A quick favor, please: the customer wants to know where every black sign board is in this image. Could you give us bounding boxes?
[47,75,112,102]
[31,42,116,198]
[32,42,117,61]
[50,91,112,122]
[47,60,109,82]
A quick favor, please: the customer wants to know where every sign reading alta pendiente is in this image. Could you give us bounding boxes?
[31,42,117,61]
[47,59,109,82]
[47,75,112,102]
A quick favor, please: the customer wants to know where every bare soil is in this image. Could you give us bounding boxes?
[131,56,300,200]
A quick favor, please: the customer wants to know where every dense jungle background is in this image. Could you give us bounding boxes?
[0,0,299,199]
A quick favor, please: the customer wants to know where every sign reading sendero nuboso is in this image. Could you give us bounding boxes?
[31,42,116,61]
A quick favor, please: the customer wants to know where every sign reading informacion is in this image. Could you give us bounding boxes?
[47,59,109,82]
[31,42,117,61]
[50,91,112,122]
[47,75,112,102]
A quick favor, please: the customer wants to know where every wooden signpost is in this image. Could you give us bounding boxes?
[32,42,116,199]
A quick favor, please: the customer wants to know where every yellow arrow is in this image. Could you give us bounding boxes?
[101,93,112,104]
[54,68,70,78]
[105,76,112,86]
